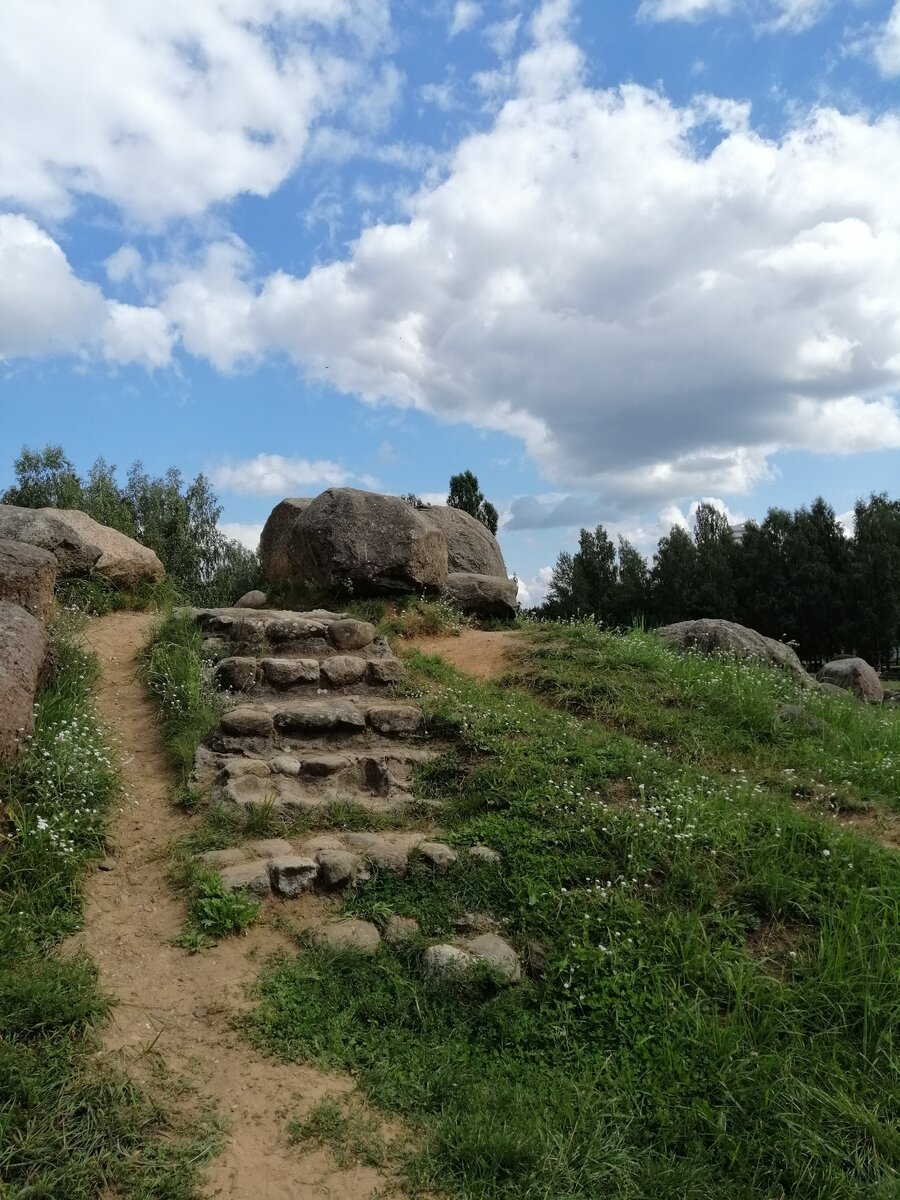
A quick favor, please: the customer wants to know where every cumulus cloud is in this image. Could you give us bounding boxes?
[638,0,831,30]
[0,0,391,223]
[153,0,900,508]
[209,453,359,495]
[0,214,172,366]
[450,1,482,37]
[516,565,553,608]
[219,522,264,550]
[875,1,900,75]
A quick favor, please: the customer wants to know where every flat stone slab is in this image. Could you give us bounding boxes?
[218,861,271,896]
[315,919,381,954]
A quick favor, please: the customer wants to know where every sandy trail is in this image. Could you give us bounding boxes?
[402,629,522,680]
[78,611,389,1200]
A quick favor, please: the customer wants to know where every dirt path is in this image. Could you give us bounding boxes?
[78,611,390,1200]
[402,629,522,680]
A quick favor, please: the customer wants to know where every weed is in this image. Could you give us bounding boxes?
[186,871,260,939]
[287,1095,390,1170]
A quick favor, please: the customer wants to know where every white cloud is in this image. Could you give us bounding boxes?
[156,0,900,509]
[450,1,482,37]
[0,214,173,366]
[875,1,900,75]
[485,16,521,56]
[0,0,391,223]
[209,453,357,495]
[105,245,144,285]
[516,565,553,608]
[638,0,832,31]
[219,522,264,550]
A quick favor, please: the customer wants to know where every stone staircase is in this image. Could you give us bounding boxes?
[186,606,440,815]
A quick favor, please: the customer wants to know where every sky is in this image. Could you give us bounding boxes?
[2,0,900,606]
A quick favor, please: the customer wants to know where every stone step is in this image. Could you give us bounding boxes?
[212,698,428,749]
[193,741,441,812]
[182,607,381,661]
[214,650,403,696]
[198,831,498,894]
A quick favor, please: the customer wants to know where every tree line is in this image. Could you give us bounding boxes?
[2,445,262,605]
[542,496,900,669]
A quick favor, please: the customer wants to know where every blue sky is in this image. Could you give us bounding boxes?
[2,0,899,604]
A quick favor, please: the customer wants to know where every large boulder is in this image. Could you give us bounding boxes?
[260,498,312,583]
[0,506,163,588]
[0,539,58,623]
[817,657,883,703]
[0,599,48,764]
[290,489,448,595]
[417,505,507,577]
[657,618,806,677]
[443,572,518,618]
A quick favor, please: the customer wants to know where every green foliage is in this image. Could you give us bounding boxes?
[540,493,900,668]
[287,1096,390,1170]
[447,469,499,534]
[0,614,213,1196]
[380,596,472,640]
[138,613,224,785]
[186,871,260,940]
[250,630,900,1200]
[3,442,263,606]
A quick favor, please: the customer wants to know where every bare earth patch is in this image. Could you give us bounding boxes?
[75,611,396,1200]
[402,629,522,681]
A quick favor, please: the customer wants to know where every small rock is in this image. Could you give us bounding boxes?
[218,861,271,896]
[300,754,350,777]
[220,707,273,737]
[468,845,501,865]
[367,705,425,737]
[98,857,117,872]
[215,657,258,692]
[270,755,301,776]
[525,939,548,979]
[329,619,377,652]
[321,655,368,687]
[817,657,884,703]
[464,933,521,983]
[198,847,248,869]
[315,919,381,954]
[383,915,421,945]
[423,943,472,978]
[267,855,318,897]
[234,590,268,609]
[248,838,294,859]
[347,835,409,874]
[368,657,405,686]
[261,658,321,687]
[316,848,360,888]
[418,842,458,872]
[775,704,826,735]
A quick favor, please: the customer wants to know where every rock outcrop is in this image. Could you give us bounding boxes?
[290,489,448,596]
[658,618,806,677]
[0,599,48,765]
[0,505,164,588]
[0,538,58,622]
[442,572,518,618]
[817,657,883,703]
[259,498,311,583]
[417,505,507,577]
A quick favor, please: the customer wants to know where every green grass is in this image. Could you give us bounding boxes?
[56,574,183,616]
[138,612,225,784]
[245,630,900,1200]
[0,612,215,1197]
[510,622,900,810]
